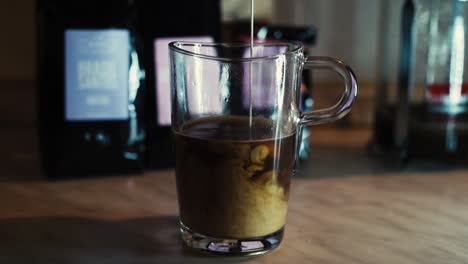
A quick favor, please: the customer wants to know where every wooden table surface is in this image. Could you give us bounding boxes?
[1,124,468,264]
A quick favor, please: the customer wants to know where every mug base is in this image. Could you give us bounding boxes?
[179,222,284,256]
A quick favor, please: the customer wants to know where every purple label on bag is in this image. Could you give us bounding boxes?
[154,36,214,126]
[65,29,130,121]
[242,46,288,109]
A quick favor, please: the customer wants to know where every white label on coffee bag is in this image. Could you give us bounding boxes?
[65,29,130,121]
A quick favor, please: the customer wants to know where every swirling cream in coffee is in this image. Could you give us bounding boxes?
[175,116,295,238]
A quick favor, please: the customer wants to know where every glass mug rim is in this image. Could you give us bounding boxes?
[168,41,304,62]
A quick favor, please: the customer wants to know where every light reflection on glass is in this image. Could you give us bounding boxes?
[449,13,465,104]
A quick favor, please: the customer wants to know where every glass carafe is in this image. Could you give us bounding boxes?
[373,0,468,164]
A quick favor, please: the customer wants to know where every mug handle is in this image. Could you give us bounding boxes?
[299,56,358,126]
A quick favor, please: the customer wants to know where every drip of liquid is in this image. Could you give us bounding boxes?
[249,0,255,136]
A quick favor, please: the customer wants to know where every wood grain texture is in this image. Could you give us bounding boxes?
[2,169,468,264]
[1,125,468,263]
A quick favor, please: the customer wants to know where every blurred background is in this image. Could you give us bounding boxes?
[0,0,392,121]
[1,0,468,180]
[0,0,389,125]
[1,0,386,81]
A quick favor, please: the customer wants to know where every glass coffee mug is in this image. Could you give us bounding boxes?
[169,42,358,255]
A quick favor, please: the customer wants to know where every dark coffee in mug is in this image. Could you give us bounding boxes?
[175,116,296,238]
